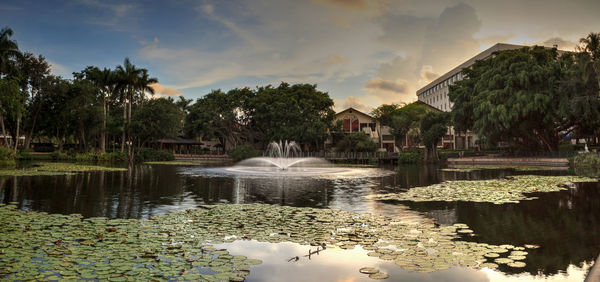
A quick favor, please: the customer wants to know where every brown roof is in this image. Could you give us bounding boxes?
[336,107,373,118]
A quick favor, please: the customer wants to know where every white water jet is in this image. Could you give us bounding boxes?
[236,141,329,171]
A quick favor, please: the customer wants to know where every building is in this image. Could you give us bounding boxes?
[328,107,397,152]
[416,43,547,149]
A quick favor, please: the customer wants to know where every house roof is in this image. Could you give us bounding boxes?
[336,107,373,118]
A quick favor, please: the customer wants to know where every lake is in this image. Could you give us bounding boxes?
[0,162,598,281]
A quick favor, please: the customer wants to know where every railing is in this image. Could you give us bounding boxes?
[269,151,398,160]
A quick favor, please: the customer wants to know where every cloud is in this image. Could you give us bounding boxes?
[149,83,182,97]
[418,65,438,84]
[48,61,71,78]
[78,0,136,28]
[327,55,349,64]
[335,96,372,113]
[539,37,577,51]
[365,78,407,94]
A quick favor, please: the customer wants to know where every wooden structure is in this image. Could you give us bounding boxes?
[158,138,205,155]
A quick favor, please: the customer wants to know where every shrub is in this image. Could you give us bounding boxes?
[51,151,70,161]
[75,152,98,162]
[17,150,32,160]
[573,153,600,177]
[558,143,576,152]
[0,146,15,161]
[134,148,174,163]
[335,133,377,153]
[98,152,127,162]
[227,145,261,161]
[398,151,423,164]
[0,147,15,166]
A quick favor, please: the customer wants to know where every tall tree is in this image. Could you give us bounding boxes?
[577,32,600,90]
[115,58,142,153]
[420,111,449,162]
[0,27,20,148]
[130,98,183,150]
[449,46,569,151]
[0,27,20,76]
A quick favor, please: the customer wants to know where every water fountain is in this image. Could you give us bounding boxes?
[236,141,328,171]
[181,141,392,178]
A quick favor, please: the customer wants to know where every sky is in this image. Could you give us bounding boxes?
[2,0,599,112]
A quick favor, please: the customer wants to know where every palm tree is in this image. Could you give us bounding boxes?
[115,58,141,153]
[577,32,600,90]
[0,27,20,148]
[0,27,20,76]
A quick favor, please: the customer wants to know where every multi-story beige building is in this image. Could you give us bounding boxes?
[416,43,529,149]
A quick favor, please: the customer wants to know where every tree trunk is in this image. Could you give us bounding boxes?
[14,117,20,154]
[121,99,126,153]
[424,145,438,163]
[100,96,106,153]
[24,104,42,150]
[0,112,7,148]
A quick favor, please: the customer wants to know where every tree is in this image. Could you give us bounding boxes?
[449,46,569,151]
[251,83,335,150]
[372,102,430,150]
[0,78,24,151]
[185,89,248,152]
[335,132,377,152]
[577,32,600,91]
[0,27,20,76]
[130,98,183,150]
[420,111,449,162]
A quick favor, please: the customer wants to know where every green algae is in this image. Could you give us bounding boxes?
[0,162,126,176]
[366,175,597,204]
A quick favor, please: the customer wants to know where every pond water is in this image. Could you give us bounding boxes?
[0,162,598,281]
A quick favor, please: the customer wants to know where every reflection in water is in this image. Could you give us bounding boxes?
[0,163,597,280]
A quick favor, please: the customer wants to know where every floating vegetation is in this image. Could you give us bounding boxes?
[441,166,566,172]
[0,162,126,176]
[0,203,534,280]
[366,175,597,204]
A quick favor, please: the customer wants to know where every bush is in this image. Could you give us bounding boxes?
[51,151,70,160]
[335,133,378,153]
[0,146,15,161]
[134,148,174,163]
[398,151,423,164]
[17,150,32,160]
[227,145,261,161]
[98,152,127,162]
[0,147,15,166]
[573,153,600,177]
[75,151,128,162]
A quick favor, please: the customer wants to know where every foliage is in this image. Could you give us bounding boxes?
[227,145,261,161]
[16,150,32,160]
[335,132,378,152]
[74,152,127,163]
[420,111,449,162]
[397,151,423,164]
[134,148,174,163]
[0,202,534,279]
[573,153,600,177]
[367,175,597,204]
[129,98,183,149]
[0,146,14,161]
[186,83,335,151]
[0,162,126,176]
[449,45,600,151]
[50,151,69,161]
[372,102,431,149]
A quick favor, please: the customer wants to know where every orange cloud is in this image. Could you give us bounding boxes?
[149,83,182,97]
